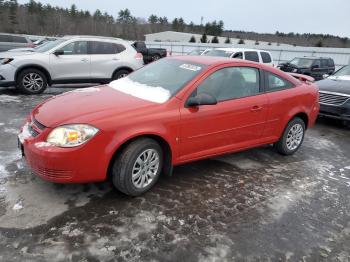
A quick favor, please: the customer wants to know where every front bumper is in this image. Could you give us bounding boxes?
[18,120,111,183]
[0,64,16,87]
[319,103,350,121]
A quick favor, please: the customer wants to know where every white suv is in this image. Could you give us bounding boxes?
[204,48,274,67]
[0,36,144,94]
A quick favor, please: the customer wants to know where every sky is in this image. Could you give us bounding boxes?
[17,0,350,37]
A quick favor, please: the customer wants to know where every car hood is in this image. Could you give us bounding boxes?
[0,51,37,58]
[32,85,160,128]
[317,77,350,95]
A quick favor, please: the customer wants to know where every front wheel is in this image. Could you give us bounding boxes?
[111,138,163,196]
[16,68,48,95]
[275,117,306,155]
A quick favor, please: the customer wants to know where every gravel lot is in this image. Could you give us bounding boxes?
[0,85,349,262]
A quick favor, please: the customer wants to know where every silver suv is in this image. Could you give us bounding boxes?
[0,36,144,94]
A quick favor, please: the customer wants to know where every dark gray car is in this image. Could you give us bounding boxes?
[0,33,34,52]
[317,65,350,123]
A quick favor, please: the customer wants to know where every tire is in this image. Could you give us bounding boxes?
[112,69,131,80]
[112,138,163,196]
[16,68,48,95]
[275,117,306,156]
[151,54,161,62]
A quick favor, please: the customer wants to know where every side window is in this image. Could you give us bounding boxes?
[195,67,260,102]
[265,71,294,91]
[89,41,126,54]
[0,35,12,42]
[232,52,243,59]
[313,60,321,68]
[328,59,334,67]
[61,41,88,55]
[321,59,328,68]
[244,51,260,62]
[12,36,27,43]
[260,52,272,63]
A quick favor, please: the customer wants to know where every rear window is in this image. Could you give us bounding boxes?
[260,52,272,63]
[204,49,233,58]
[244,51,259,62]
[89,41,126,54]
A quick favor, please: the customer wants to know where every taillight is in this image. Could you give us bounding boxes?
[27,43,35,48]
[134,53,143,60]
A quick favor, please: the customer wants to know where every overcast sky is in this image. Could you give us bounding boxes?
[18,0,350,37]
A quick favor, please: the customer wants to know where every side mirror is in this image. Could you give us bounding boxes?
[54,50,64,56]
[186,92,217,107]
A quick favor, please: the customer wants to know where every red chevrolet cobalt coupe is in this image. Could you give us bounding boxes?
[18,56,319,196]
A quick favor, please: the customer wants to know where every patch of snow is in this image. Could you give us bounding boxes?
[328,75,350,81]
[0,123,4,126]
[73,87,101,93]
[109,77,171,103]
[18,123,31,143]
[0,95,21,103]
[13,201,23,211]
[345,166,350,170]
[4,127,18,134]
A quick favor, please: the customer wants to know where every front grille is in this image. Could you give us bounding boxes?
[319,92,350,106]
[33,118,46,130]
[32,165,73,179]
[28,125,39,137]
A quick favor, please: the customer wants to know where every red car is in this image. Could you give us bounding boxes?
[18,56,319,196]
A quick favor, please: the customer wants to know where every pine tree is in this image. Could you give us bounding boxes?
[211,36,219,43]
[225,37,231,44]
[238,39,245,44]
[189,36,196,43]
[200,33,207,43]
[315,40,323,47]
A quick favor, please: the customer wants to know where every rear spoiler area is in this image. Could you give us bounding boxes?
[288,73,315,83]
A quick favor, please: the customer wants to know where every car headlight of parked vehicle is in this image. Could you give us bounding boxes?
[0,58,14,65]
[46,124,99,147]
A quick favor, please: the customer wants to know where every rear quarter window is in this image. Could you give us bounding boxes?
[328,59,335,67]
[90,41,126,54]
[265,71,294,92]
[244,51,260,62]
[260,52,272,63]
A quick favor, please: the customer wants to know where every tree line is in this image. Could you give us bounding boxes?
[0,0,348,47]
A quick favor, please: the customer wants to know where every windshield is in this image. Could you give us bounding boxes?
[333,65,350,77]
[109,59,205,103]
[204,49,232,58]
[289,58,314,68]
[34,39,65,53]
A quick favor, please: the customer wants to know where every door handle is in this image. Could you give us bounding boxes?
[250,106,263,112]
[81,58,89,62]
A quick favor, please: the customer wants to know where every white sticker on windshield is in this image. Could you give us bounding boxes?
[179,64,202,71]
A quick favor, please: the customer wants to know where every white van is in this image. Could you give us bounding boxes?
[204,48,274,67]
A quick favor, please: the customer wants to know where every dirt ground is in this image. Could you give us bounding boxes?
[0,86,349,262]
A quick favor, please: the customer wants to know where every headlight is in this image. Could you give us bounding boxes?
[47,124,99,147]
[292,68,298,73]
[0,58,14,65]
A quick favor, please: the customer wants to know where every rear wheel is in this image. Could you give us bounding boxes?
[16,68,48,95]
[151,54,161,62]
[112,69,131,80]
[111,138,163,196]
[275,117,305,155]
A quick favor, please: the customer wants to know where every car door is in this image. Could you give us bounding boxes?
[179,66,268,162]
[244,51,260,63]
[262,71,297,139]
[49,40,91,81]
[89,41,126,80]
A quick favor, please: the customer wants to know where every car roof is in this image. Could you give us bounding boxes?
[213,48,271,53]
[62,35,125,42]
[295,56,332,60]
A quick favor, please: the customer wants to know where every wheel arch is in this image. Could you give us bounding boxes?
[107,133,173,181]
[15,64,52,85]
